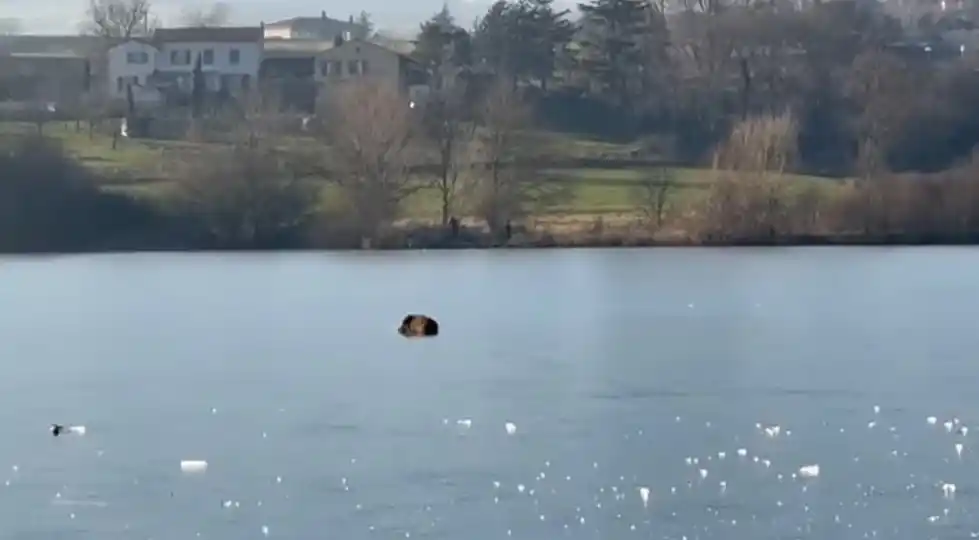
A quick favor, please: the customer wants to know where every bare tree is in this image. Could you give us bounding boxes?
[469,79,554,237]
[698,112,798,241]
[179,2,232,27]
[421,82,477,225]
[633,167,677,229]
[83,0,156,38]
[325,80,420,242]
[174,143,318,248]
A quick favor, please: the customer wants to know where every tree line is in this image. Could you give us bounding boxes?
[413,0,979,175]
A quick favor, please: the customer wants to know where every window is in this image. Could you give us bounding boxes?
[229,48,240,65]
[347,60,359,75]
[360,60,369,75]
[327,60,342,76]
[202,49,214,65]
[320,61,330,76]
[117,77,124,92]
[126,51,148,64]
[169,49,191,65]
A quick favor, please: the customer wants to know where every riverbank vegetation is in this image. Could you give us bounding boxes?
[4,0,979,252]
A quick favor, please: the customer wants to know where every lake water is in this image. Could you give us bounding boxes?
[1,248,978,539]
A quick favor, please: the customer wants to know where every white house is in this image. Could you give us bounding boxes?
[106,38,160,104]
[106,26,263,105]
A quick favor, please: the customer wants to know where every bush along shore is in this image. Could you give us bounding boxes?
[6,93,979,253]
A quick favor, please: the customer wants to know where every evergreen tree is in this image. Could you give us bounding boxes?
[413,4,472,89]
[191,52,205,118]
[576,0,653,111]
[353,11,374,40]
[473,1,519,73]
[521,0,575,91]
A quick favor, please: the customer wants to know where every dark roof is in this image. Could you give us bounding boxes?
[153,27,263,43]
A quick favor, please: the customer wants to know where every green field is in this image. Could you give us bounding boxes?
[0,121,842,221]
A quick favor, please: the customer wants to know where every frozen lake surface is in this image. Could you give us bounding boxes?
[1,248,977,539]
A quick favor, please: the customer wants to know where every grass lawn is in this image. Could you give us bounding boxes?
[0,121,214,180]
[0,121,845,220]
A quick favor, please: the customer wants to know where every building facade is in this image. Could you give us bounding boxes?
[106,26,263,105]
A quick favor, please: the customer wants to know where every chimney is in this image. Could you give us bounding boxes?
[349,15,354,23]
[321,10,326,19]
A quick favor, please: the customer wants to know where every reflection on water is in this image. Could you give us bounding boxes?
[0,248,978,539]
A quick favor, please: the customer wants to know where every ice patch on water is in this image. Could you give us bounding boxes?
[942,483,956,498]
[798,464,820,478]
[52,498,107,508]
[180,460,207,474]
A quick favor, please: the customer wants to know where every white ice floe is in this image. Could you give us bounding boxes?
[67,425,86,436]
[699,469,708,479]
[956,443,964,458]
[798,464,820,478]
[638,487,650,507]
[928,416,938,425]
[945,421,955,433]
[763,425,781,438]
[180,460,208,474]
[261,525,269,536]
[457,419,472,429]
[942,483,956,498]
[737,448,747,457]
[52,498,107,508]
[874,405,880,414]
[505,422,516,435]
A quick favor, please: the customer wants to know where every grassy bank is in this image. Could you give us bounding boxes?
[13,115,974,253]
[0,121,843,222]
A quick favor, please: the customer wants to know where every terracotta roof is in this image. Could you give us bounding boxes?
[153,27,263,43]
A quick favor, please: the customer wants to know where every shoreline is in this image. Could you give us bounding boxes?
[6,233,979,256]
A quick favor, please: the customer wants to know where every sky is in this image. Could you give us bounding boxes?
[0,0,580,36]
